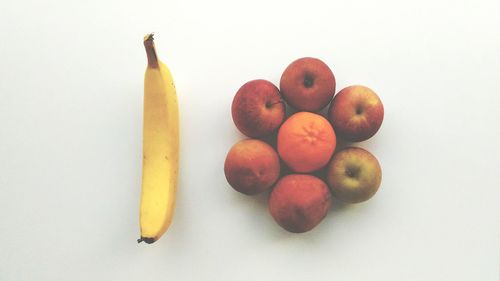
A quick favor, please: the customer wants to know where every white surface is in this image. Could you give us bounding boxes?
[0,0,499,280]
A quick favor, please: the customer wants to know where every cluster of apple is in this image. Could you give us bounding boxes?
[224,57,384,233]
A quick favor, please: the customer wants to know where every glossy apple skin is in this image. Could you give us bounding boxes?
[269,174,332,233]
[224,139,281,195]
[326,147,381,203]
[328,85,384,142]
[280,57,336,112]
[232,79,285,138]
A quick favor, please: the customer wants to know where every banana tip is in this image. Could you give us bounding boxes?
[137,237,156,244]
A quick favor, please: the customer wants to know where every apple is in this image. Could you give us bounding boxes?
[280,57,336,112]
[326,147,381,203]
[328,85,384,142]
[269,174,332,233]
[224,139,281,195]
[232,79,285,138]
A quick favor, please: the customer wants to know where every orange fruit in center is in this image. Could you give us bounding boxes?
[277,112,336,173]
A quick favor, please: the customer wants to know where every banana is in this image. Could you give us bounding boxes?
[138,34,179,244]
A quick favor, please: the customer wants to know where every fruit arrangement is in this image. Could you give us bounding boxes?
[224,57,384,233]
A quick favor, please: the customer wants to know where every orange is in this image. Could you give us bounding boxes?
[277,112,336,173]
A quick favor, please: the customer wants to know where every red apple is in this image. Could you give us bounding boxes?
[232,79,285,138]
[280,57,336,112]
[269,174,332,233]
[224,139,280,195]
[328,85,384,142]
[326,147,382,203]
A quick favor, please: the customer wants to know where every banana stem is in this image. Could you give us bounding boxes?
[144,33,159,68]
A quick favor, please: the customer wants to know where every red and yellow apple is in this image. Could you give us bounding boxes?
[328,85,384,142]
[224,139,280,195]
[269,174,332,233]
[280,57,336,112]
[232,79,285,138]
[326,147,382,203]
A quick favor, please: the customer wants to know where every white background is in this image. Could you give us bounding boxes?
[0,0,499,280]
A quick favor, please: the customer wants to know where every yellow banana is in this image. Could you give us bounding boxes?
[138,34,179,244]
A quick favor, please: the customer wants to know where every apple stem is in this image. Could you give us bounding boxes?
[266,100,284,108]
[143,33,159,68]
